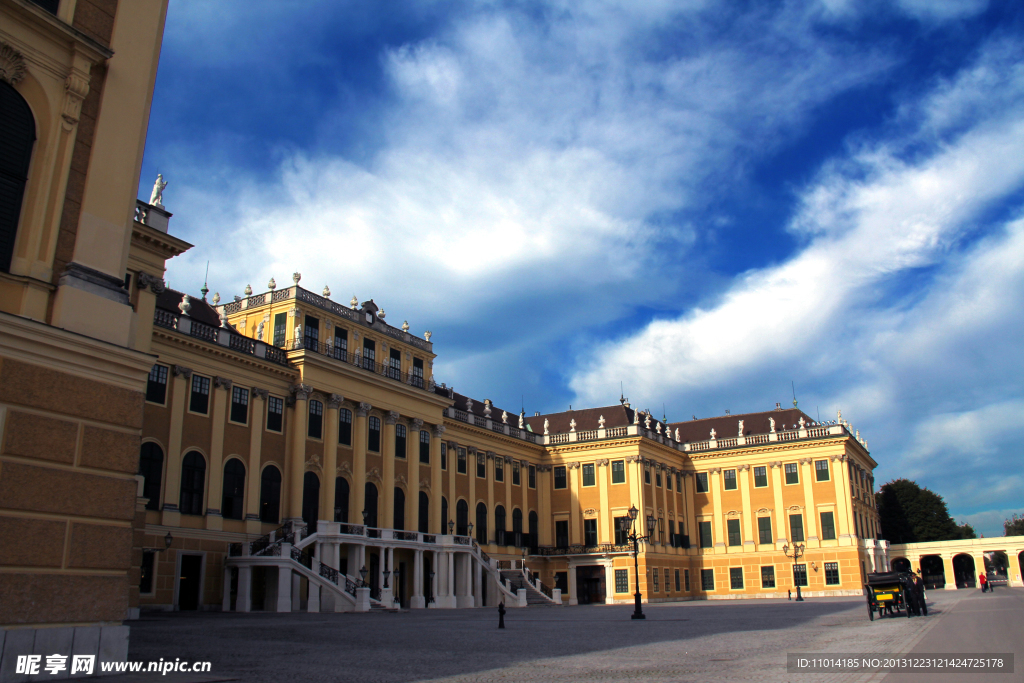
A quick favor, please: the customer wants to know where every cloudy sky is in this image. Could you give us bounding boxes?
[141,0,1023,536]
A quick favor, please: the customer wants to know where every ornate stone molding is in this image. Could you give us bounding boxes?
[625,455,641,463]
[61,72,90,130]
[583,508,598,516]
[709,467,722,475]
[395,474,407,487]
[411,418,423,430]
[291,383,312,401]
[419,478,431,491]
[366,467,382,483]
[503,455,514,464]
[337,461,352,476]
[252,388,269,400]
[537,465,552,472]
[594,458,609,467]
[799,458,812,465]
[756,507,773,514]
[326,393,343,409]
[520,459,529,468]
[737,464,750,472]
[567,461,581,470]
[725,510,741,517]
[769,461,782,469]
[304,453,321,471]
[0,43,27,85]
[433,424,446,438]
[446,441,457,450]
[385,410,399,425]
[214,376,232,390]
[172,365,193,379]
[357,402,372,417]
[135,271,166,294]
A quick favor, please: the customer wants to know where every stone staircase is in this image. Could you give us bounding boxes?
[499,570,559,605]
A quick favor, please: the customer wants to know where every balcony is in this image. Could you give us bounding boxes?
[283,338,437,394]
[153,309,288,365]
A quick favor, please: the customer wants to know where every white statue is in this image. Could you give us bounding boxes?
[294,324,302,342]
[656,422,662,434]
[769,417,776,433]
[178,294,191,315]
[710,428,717,440]
[644,413,651,429]
[323,285,331,297]
[798,417,806,429]
[543,418,549,435]
[256,320,265,341]
[484,400,492,418]
[501,410,508,424]
[738,420,744,436]
[150,174,167,207]
[633,409,640,425]
[465,398,473,412]
[518,412,525,430]
[569,419,576,432]
[598,415,605,428]
[402,320,410,332]
[424,331,432,341]
[674,428,680,441]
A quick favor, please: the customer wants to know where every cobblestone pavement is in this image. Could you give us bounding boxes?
[125,590,973,683]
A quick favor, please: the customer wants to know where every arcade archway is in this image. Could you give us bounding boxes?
[890,557,911,573]
[952,553,976,588]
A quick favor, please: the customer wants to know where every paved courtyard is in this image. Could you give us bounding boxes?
[118,588,1021,683]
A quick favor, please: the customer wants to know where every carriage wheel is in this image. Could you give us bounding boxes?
[868,602,874,621]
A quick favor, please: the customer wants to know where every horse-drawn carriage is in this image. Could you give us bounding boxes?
[865,571,916,621]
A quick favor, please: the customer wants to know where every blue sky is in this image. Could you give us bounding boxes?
[141,0,1024,537]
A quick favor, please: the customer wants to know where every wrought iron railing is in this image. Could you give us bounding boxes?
[319,561,339,585]
[422,534,436,544]
[454,535,471,545]
[344,576,358,596]
[153,310,289,366]
[534,543,631,556]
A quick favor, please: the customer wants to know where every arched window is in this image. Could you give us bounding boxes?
[512,508,523,547]
[302,472,320,530]
[495,505,506,546]
[368,416,381,451]
[476,502,487,545]
[338,408,352,445]
[418,491,429,533]
[334,477,349,523]
[308,400,323,439]
[364,482,378,528]
[0,82,36,273]
[179,451,206,516]
[259,466,281,523]
[221,459,245,520]
[395,424,407,459]
[441,496,448,534]
[138,443,164,511]
[456,499,469,536]
[394,487,405,530]
[529,511,539,551]
[419,430,430,463]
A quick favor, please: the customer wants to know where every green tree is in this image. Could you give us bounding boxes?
[1005,513,1024,537]
[875,479,960,543]
[955,522,976,539]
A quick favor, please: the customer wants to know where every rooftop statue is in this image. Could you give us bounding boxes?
[150,174,167,208]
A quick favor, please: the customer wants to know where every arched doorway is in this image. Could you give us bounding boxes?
[259,466,281,523]
[456,499,469,536]
[334,477,349,522]
[394,488,405,530]
[419,492,429,533]
[984,551,1009,586]
[952,553,976,588]
[302,472,320,530]
[919,555,945,589]
[476,503,487,545]
[891,557,911,573]
[1018,551,1024,586]
[364,482,378,528]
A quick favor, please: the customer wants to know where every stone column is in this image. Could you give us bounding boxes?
[474,554,483,606]
[409,418,423,533]
[323,394,343,522]
[161,365,191,527]
[468,448,477,535]
[352,402,371,523]
[287,383,312,522]
[411,549,425,608]
[538,466,552,546]
[682,472,697,553]
[520,460,529,544]
[206,377,231,531]
[446,550,455,607]
[799,458,818,544]
[430,425,445,533]
[709,468,725,551]
[274,562,292,612]
[382,411,398,529]
[770,462,787,547]
[628,457,644,531]
[487,452,496,543]
[505,456,514,541]
[568,462,582,545]
[308,542,321,612]
[245,389,268,534]
[568,560,578,605]
[431,551,439,606]
[237,566,252,612]
[447,442,457,528]
[941,553,957,590]
[596,461,610,543]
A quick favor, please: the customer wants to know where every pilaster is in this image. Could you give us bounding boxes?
[430,425,444,533]
[205,377,231,530]
[382,411,398,529]
[245,388,268,533]
[161,366,190,527]
[287,383,311,521]
[323,394,342,521]
[352,402,370,523]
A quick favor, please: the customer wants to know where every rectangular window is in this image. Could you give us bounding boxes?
[368,415,381,451]
[723,469,737,490]
[512,462,521,486]
[304,315,319,350]
[230,386,249,424]
[335,329,348,358]
[753,466,768,487]
[481,454,490,480]
[611,460,625,484]
[698,520,712,548]
[267,396,283,432]
[701,568,715,591]
[696,472,709,493]
[652,567,659,592]
[666,473,672,490]
[758,516,772,545]
[684,569,690,592]
[555,520,569,548]
[820,511,836,541]
[789,514,804,543]
[528,464,536,488]
[146,364,168,404]
[582,463,595,487]
[419,430,430,463]
[140,551,155,594]
[553,466,567,489]
[815,459,830,481]
[615,569,629,593]
[457,447,467,474]
[824,562,840,585]
[784,462,799,485]
[674,569,680,592]
[761,565,776,588]
[339,408,352,445]
[189,374,210,414]
[730,567,743,589]
[665,568,670,592]
[441,443,448,470]
[727,519,741,546]
[676,473,682,491]
[388,348,401,380]
[614,516,629,546]
[308,400,323,439]
[656,470,662,487]
[584,518,598,547]
[793,563,808,587]
[395,424,406,458]
[411,358,425,388]
[273,312,287,347]
[644,467,651,485]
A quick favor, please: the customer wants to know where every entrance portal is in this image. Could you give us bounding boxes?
[952,553,976,588]
[178,554,202,610]
[920,555,945,589]
[575,565,606,604]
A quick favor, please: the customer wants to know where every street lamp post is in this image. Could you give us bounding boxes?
[783,542,806,601]
[620,505,656,620]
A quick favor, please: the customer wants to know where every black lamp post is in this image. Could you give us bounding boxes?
[359,565,368,587]
[620,505,655,620]
[361,509,368,526]
[783,542,806,601]
[448,519,455,535]
[383,570,390,589]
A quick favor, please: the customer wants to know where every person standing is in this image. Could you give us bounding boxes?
[914,573,927,616]
[979,572,988,593]
[498,601,506,629]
